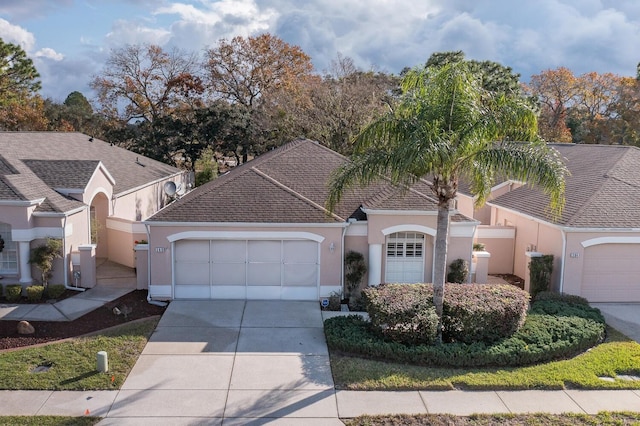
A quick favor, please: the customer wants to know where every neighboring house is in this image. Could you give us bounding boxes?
[0,132,189,289]
[144,139,478,301]
[457,143,640,303]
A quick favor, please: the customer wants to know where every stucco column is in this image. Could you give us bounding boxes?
[472,251,491,284]
[18,241,32,284]
[368,243,383,286]
[135,243,149,290]
[524,251,542,293]
[78,244,97,288]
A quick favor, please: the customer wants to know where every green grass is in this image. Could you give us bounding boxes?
[0,416,100,425]
[0,319,158,390]
[330,326,640,390]
[344,412,640,425]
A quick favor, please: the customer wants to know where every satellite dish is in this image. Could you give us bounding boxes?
[163,181,177,197]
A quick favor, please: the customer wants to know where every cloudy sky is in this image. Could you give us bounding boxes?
[1,0,640,102]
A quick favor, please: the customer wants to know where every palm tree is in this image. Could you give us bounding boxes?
[326,62,567,343]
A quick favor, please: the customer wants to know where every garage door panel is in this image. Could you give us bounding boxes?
[211,263,245,286]
[248,241,281,262]
[283,264,317,286]
[175,263,209,286]
[247,263,281,286]
[582,243,640,302]
[283,241,318,263]
[211,240,246,262]
[175,240,209,262]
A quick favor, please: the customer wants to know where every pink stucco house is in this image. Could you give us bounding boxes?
[458,143,640,303]
[143,139,478,301]
[0,132,189,290]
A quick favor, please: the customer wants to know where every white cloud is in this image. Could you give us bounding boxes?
[105,19,172,47]
[0,18,36,51]
[34,47,64,61]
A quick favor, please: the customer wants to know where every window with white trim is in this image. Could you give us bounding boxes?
[0,222,18,274]
[386,232,424,258]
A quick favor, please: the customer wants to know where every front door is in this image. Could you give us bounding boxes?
[385,232,425,283]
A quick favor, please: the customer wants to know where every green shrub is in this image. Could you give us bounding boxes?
[529,254,554,298]
[344,251,367,299]
[45,284,66,299]
[324,313,605,368]
[363,284,439,345]
[5,284,23,302]
[363,283,529,344]
[530,299,605,324]
[447,258,469,283]
[26,285,45,302]
[534,291,590,306]
[443,283,529,343]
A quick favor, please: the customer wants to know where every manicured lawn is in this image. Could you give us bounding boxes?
[0,417,100,426]
[330,326,640,390]
[0,318,158,390]
[343,412,640,425]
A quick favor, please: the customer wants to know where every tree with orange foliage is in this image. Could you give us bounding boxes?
[524,67,577,142]
[204,34,314,107]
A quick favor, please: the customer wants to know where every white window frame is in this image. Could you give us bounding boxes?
[0,222,18,274]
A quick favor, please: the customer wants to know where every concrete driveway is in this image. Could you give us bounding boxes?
[591,303,640,343]
[101,300,342,425]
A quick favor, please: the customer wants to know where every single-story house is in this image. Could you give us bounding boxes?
[0,132,189,289]
[457,143,640,302]
[144,139,478,301]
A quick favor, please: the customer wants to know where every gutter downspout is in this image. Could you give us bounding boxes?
[145,223,166,307]
[559,229,567,294]
[340,222,349,294]
[63,215,84,292]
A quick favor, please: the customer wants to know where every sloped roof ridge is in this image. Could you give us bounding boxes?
[362,177,437,208]
[551,144,630,226]
[251,167,344,221]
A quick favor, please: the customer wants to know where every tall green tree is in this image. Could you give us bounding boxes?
[327,62,567,342]
[0,38,41,102]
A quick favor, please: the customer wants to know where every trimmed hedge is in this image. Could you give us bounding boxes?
[26,285,45,302]
[324,309,606,368]
[46,284,66,299]
[5,284,23,302]
[363,283,529,344]
[363,284,439,345]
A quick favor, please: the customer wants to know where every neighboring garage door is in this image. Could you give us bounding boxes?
[582,243,640,302]
[174,239,320,300]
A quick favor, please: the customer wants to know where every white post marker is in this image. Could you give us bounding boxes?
[97,351,109,373]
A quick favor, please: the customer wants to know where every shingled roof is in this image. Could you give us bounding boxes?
[489,144,640,228]
[0,132,182,214]
[149,139,453,224]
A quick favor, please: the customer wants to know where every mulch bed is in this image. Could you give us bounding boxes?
[0,290,167,351]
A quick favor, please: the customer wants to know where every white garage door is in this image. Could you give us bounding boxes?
[582,243,640,302]
[174,239,320,300]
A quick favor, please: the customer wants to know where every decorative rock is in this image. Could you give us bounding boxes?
[17,320,35,335]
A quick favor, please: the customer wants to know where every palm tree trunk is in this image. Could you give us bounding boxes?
[433,200,451,343]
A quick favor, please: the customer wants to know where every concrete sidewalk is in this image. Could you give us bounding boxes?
[1,300,639,423]
[1,388,639,422]
[0,286,134,322]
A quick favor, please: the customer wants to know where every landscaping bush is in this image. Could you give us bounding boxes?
[447,258,469,283]
[5,284,23,302]
[324,312,605,368]
[363,284,439,345]
[363,283,529,344]
[45,284,66,299]
[529,254,554,298]
[443,283,529,344]
[534,291,590,306]
[26,285,45,302]
[530,299,605,324]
